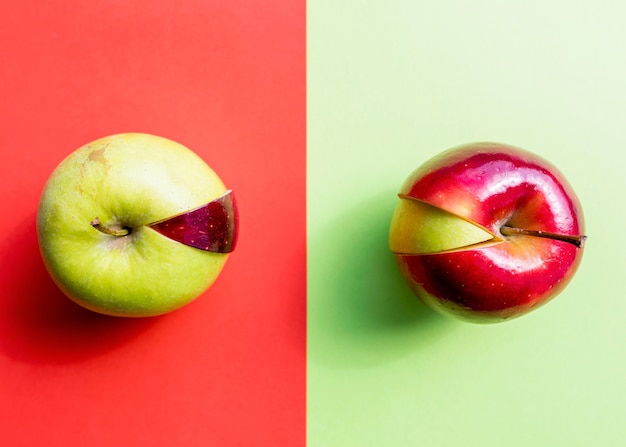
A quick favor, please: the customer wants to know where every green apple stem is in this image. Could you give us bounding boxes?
[500,225,587,248]
[91,217,130,237]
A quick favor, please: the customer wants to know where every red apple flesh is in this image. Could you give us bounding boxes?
[390,142,587,323]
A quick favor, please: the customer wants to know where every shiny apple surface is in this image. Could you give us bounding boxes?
[149,190,238,253]
[391,142,586,323]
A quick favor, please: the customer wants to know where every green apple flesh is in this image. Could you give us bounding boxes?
[389,195,497,254]
[37,133,234,317]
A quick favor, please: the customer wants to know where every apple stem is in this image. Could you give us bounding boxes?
[91,217,130,237]
[500,226,587,248]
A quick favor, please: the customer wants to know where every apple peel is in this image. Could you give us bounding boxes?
[148,190,238,253]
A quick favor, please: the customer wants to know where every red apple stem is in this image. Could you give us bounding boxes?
[91,217,130,237]
[500,225,587,248]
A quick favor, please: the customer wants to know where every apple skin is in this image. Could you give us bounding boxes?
[148,190,238,253]
[390,142,586,323]
[37,133,236,317]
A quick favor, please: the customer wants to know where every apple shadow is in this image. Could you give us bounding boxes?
[0,214,159,364]
[308,190,453,370]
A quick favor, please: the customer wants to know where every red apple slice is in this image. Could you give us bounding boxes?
[148,190,238,253]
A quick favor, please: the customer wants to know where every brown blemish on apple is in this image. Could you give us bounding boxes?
[85,140,113,175]
[88,147,109,165]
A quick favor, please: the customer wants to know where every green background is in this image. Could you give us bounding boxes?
[308,1,626,446]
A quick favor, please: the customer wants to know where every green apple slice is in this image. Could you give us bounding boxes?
[390,195,497,255]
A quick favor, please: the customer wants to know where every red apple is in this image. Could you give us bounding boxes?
[389,142,587,323]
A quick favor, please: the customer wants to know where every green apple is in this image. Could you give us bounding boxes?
[37,133,238,317]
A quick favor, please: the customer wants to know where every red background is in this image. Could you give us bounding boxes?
[0,1,305,445]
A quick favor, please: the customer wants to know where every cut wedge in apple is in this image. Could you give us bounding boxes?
[390,194,587,257]
[390,195,499,255]
[148,190,238,253]
[90,190,238,254]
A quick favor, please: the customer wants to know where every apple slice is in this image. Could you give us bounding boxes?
[148,190,238,253]
[389,194,498,255]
